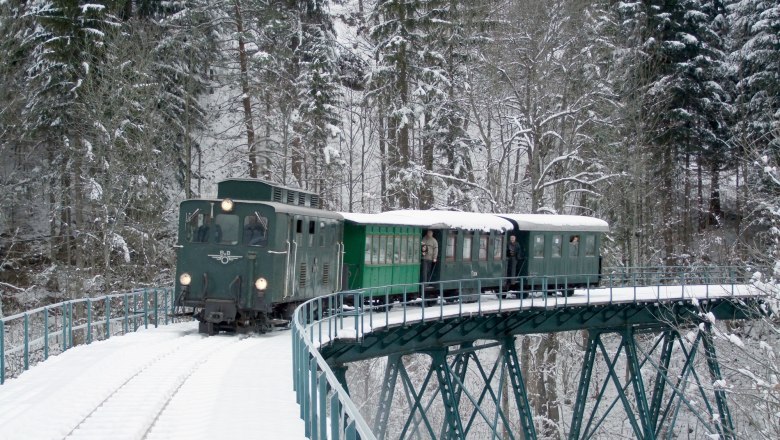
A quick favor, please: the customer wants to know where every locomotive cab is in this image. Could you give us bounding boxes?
[175,199,277,333]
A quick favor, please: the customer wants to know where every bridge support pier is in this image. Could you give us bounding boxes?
[568,325,735,440]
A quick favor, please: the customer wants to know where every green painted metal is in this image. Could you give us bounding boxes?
[374,354,401,440]
[397,358,438,439]
[429,349,464,439]
[44,308,49,360]
[105,299,111,340]
[623,327,653,439]
[503,337,537,440]
[343,222,422,295]
[702,324,736,440]
[649,331,675,433]
[1,288,179,385]
[292,302,376,440]
[568,331,598,440]
[0,323,4,384]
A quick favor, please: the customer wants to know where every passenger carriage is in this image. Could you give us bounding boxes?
[499,214,609,296]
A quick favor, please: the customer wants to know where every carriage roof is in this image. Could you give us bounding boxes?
[498,214,610,232]
[341,210,513,232]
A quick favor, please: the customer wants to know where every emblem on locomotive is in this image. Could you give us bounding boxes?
[208,250,243,264]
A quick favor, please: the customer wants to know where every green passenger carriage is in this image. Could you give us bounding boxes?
[499,214,609,295]
[341,213,425,296]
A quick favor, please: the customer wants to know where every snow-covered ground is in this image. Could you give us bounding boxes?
[0,322,305,440]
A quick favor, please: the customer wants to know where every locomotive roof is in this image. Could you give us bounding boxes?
[342,210,513,232]
[218,178,318,196]
[181,199,342,219]
[498,214,610,232]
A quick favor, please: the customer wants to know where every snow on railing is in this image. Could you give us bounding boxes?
[291,266,773,439]
[0,287,179,385]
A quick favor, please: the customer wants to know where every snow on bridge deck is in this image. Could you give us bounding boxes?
[0,322,305,440]
[304,284,768,346]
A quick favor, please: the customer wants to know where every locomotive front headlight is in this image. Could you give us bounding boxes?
[179,272,192,286]
[255,277,268,291]
[221,198,234,212]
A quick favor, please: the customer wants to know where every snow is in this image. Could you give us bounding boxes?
[0,322,305,440]
[304,284,765,347]
[498,214,610,232]
[384,210,514,232]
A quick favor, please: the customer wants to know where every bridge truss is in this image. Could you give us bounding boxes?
[293,269,770,440]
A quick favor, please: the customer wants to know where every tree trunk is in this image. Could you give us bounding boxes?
[234,0,257,178]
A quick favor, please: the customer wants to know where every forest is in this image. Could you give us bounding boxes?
[0,0,778,437]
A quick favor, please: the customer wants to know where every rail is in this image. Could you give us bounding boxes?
[0,287,178,384]
[291,266,773,439]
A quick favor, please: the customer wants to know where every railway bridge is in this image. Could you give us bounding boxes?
[292,267,771,440]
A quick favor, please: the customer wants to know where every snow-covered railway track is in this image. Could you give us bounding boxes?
[64,334,242,439]
[0,322,306,440]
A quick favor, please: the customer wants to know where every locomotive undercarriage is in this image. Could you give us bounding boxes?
[190,298,304,335]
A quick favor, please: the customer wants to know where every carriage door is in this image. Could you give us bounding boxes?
[288,215,304,297]
[566,234,582,277]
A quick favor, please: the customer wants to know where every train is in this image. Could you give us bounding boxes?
[174,178,609,334]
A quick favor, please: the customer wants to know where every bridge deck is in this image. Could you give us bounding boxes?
[309,284,765,364]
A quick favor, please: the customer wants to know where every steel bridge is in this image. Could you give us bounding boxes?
[292,268,770,440]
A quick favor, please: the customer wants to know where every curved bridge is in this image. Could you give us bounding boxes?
[292,267,771,440]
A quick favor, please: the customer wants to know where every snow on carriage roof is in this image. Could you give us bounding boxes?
[341,210,513,232]
[498,214,610,232]
[341,211,610,233]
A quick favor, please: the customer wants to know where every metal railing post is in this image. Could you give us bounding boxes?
[105,296,111,339]
[68,301,73,349]
[44,307,49,360]
[62,303,68,352]
[23,313,29,371]
[87,298,92,344]
[0,323,4,384]
[144,289,149,329]
[123,293,129,334]
[154,289,159,328]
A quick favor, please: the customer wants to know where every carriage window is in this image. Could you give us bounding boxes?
[365,236,372,264]
[187,211,211,243]
[584,235,596,257]
[243,214,268,247]
[372,235,380,264]
[552,235,562,258]
[569,235,580,257]
[399,236,407,263]
[393,236,401,263]
[379,235,388,264]
[493,236,503,260]
[308,221,315,247]
[462,233,473,261]
[214,214,239,245]
[446,232,456,262]
[533,235,545,258]
[407,235,417,262]
[319,221,326,247]
[478,234,488,261]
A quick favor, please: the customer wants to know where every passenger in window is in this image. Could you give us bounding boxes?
[505,235,522,289]
[569,235,580,256]
[421,229,438,283]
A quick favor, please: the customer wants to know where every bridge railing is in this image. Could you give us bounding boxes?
[293,294,377,440]
[0,287,177,385]
[292,266,770,439]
